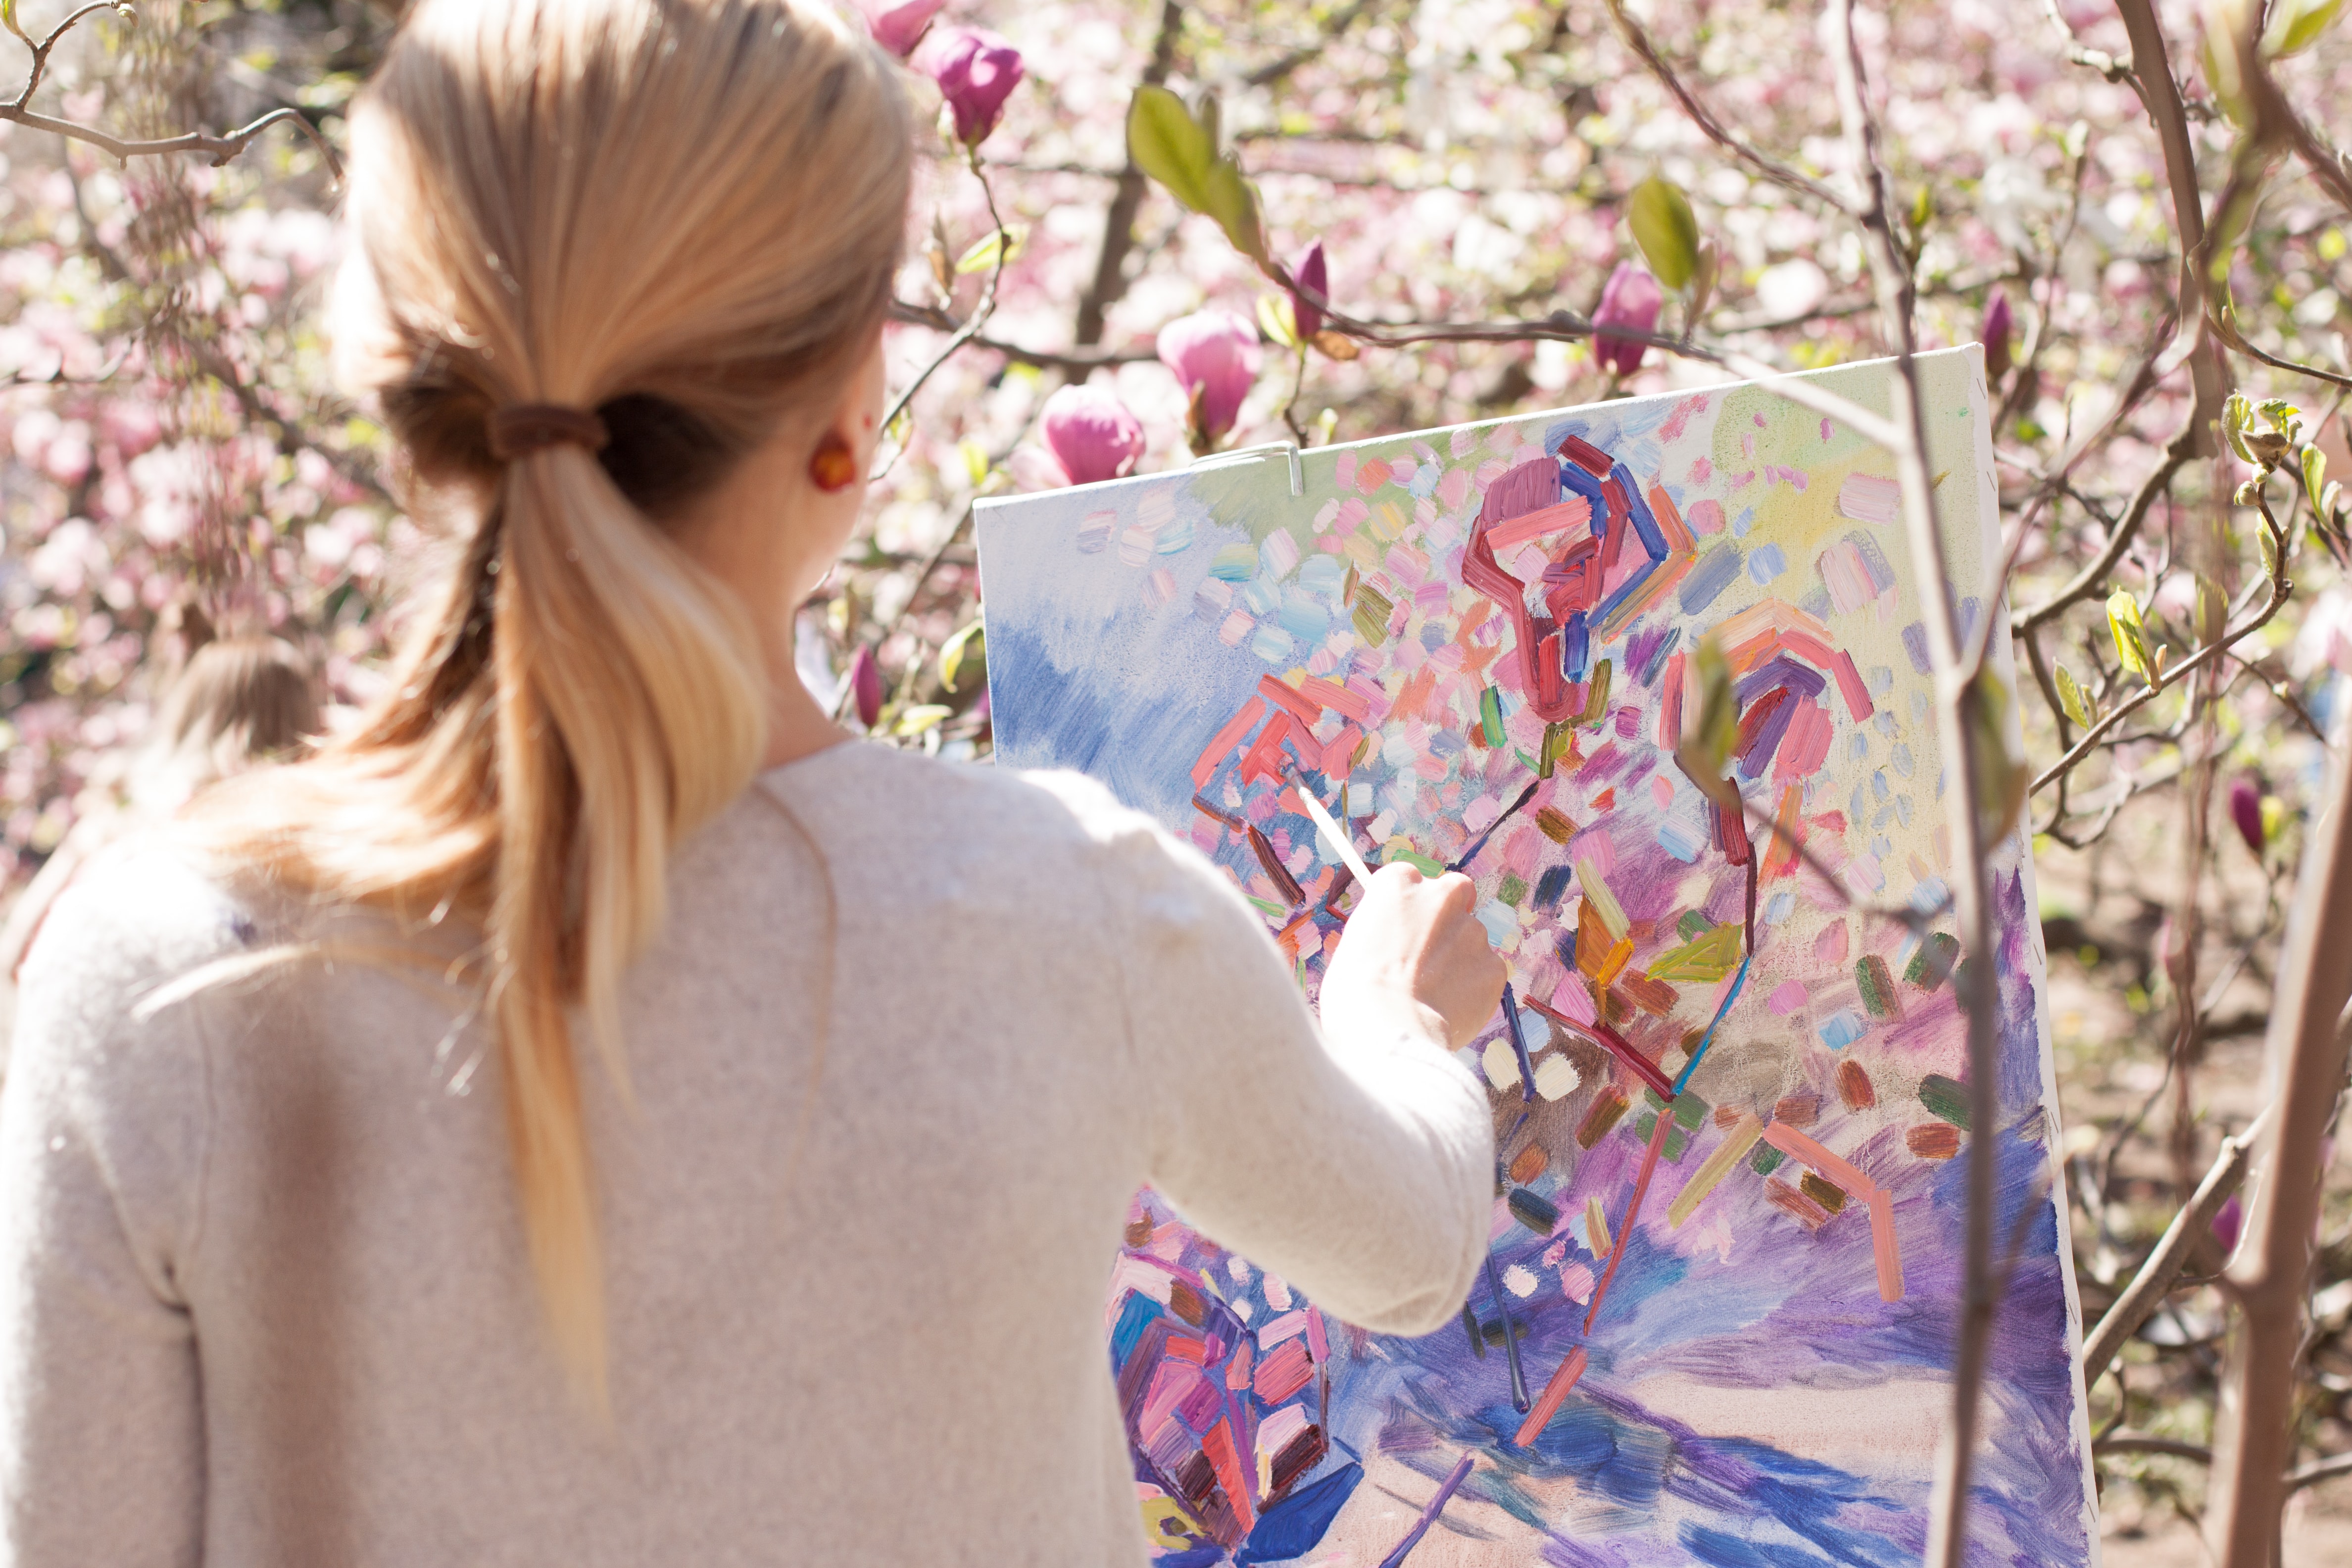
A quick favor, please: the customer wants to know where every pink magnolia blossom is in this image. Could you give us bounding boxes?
[1592,261,1662,377]
[1040,384,1145,485]
[1290,241,1329,342]
[2228,776,2264,856]
[1156,309,1262,447]
[923,28,1025,146]
[858,0,943,57]
[849,644,883,730]
[1983,291,2014,380]
[2212,1193,2244,1256]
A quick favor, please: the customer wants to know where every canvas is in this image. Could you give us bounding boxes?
[975,348,2097,1568]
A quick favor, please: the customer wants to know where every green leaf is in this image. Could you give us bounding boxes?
[2107,588,2156,687]
[1127,86,1217,210]
[2258,397,2303,437]
[1675,633,1741,809]
[1967,670,2029,846]
[2265,0,2343,56]
[2054,663,2092,729]
[895,703,953,736]
[939,619,986,694]
[2222,392,2256,464]
[1628,176,1701,292]
[1199,159,1267,264]
[2304,444,2329,516]
[1127,86,1268,263]
[953,225,1027,274]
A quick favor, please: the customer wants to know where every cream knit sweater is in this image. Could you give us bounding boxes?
[0,743,1492,1566]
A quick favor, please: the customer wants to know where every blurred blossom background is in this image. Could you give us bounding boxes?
[4,0,2352,1557]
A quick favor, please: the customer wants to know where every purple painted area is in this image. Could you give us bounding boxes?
[1734,654,1827,706]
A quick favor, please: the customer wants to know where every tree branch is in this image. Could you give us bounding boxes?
[2082,1105,2271,1384]
[1075,0,1184,348]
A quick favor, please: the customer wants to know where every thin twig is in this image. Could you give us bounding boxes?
[2284,1451,2352,1496]
[6,0,343,183]
[2100,1434,2216,1463]
[1806,0,2000,1558]
[2029,502,2292,794]
[1601,0,1855,213]
[874,153,1014,476]
[2083,1107,2271,1384]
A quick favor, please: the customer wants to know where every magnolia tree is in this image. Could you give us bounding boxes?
[4,0,2352,1559]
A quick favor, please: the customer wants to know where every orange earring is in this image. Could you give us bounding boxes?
[809,432,859,493]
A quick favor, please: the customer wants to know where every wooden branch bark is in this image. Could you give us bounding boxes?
[2205,753,2352,1560]
[2081,1105,2269,1383]
[1812,2,2002,1559]
[1074,0,1183,348]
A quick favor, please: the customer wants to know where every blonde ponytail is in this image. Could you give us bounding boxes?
[188,0,913,1400]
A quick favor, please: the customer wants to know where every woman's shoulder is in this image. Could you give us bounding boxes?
[756,740,1163,859]
[14,832,259,1012]
[6,833,254,1158]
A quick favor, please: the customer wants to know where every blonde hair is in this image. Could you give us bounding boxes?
[190,0,912,1398]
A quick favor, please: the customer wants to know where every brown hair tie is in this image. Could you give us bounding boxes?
[488,403,610,462]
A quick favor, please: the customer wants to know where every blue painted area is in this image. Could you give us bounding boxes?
[1674,954,1751,1092]
[1110,1290,1162,1367]
[1818,1010,1866,1049]
[1657,816,1705,862]
[1563,611,1592,683]
[1559,456,1612,510]
[1235,1462,1364,1565]
[1747,543,1788,583]
[1681,542,1744,613]
[1593,559,1659,628]
[1899,621,1932,674]
[1680,1524,1841,1568]
[1621,478,1670,560]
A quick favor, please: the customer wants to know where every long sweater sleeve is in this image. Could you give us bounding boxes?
[1089,800,1494,1337]
[0,863,215,1568]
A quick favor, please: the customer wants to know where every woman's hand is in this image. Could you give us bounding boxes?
[1321,864,1507,1049]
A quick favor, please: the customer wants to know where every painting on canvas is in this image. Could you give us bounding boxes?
[976,348,2096,1567]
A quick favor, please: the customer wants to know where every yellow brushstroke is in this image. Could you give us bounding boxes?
[1586,1195,1614,1259]
[1667,1113,1767,1228]
[1577,857,1629,938]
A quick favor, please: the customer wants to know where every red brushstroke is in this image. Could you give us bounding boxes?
[1646,482,1697,552]
[1659,651,1686,747]
[1514,1347,1589,1447]
[1520,995,1676,1101]
[1463,456,1585,724]
[1192,794,1245,832]
[1202,1416,1256,1532]
[1828,648,1875,722]
[1192,696,1267,787]
[1560,434,1612,476]
[1257,673,1323,728]
[1300,674,1370,724]
[1240,711,1298,786]
[1248,825,1306,906]
[1584,1110,1674,1333]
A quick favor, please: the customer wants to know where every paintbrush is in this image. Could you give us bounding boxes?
[1291,776,1374,885]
